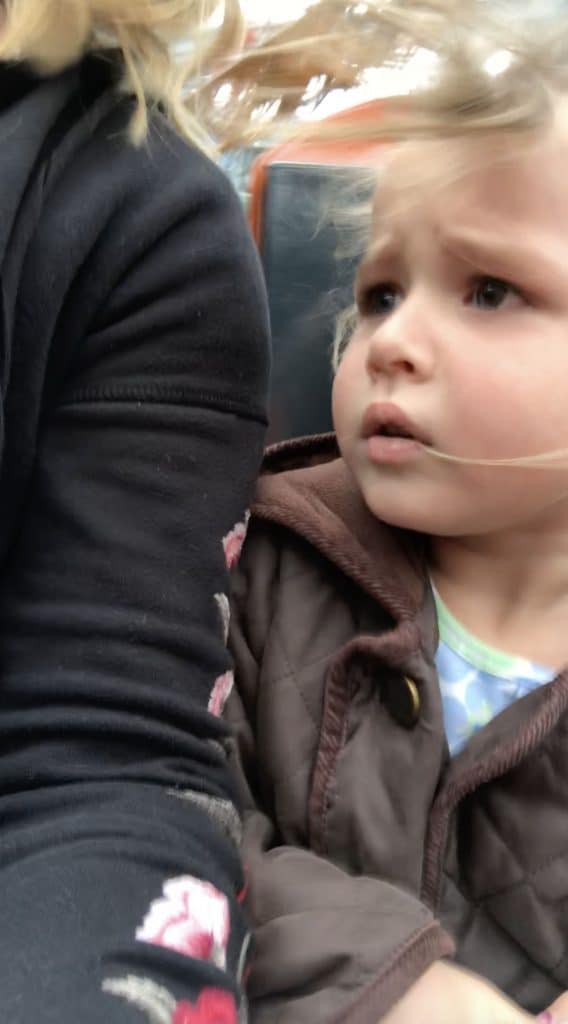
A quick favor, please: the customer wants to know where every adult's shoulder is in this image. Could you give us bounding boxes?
[0,51,253,273]
[46,52,249,235]
[2,53,269,437]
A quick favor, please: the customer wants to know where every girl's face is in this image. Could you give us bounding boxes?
[333,126,568,538]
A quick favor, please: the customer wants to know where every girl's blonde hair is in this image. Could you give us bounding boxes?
[215,0,568,472]
[213,0,568,368]
[0,0,245,150]
[215,0,568,146]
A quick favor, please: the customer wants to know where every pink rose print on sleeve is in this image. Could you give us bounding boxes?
[214,593,230,645]
[172,989,237,1024]
[222,513,250,570]
[103,977,238,1024]
[208,671,234,717]
[136,876,229,970]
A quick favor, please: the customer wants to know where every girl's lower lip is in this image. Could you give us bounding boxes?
[366,434,424,465]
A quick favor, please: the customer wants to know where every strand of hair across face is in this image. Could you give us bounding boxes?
[422,445,568,468]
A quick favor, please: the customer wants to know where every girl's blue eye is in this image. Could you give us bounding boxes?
[361,283,402,316]
[470,277,516,310]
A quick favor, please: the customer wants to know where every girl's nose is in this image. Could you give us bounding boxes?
[365,298,435,383]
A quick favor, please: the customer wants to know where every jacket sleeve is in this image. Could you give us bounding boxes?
[0,114,269,1022]
[226,530,454,1024]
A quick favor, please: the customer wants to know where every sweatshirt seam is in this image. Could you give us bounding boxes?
[331,920,452,1024]
[56,385,267,423]
[360,922,438,995]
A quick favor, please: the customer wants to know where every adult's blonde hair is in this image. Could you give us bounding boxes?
[0,0,245,150]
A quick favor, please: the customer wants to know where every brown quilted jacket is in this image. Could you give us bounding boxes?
[226,434,568,1024]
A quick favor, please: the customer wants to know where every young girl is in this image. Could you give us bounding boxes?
[0,2,270,1023]
[223,2,568,1022]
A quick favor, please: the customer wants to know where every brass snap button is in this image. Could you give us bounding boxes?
[382,674,421,729]
[402,676,421,727]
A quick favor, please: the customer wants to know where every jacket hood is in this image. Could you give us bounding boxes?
[253,433,428,624]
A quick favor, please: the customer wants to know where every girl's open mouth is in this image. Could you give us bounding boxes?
[362,402,430,463]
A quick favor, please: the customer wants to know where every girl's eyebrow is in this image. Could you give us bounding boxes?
[440,227,565,280]
[357,236,398,281]
[356,225,568,292]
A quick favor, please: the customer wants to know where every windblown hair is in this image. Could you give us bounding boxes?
[210,0,568,365]
[0,0,245,149]
[214,0,568,473]
[214,0,568,146]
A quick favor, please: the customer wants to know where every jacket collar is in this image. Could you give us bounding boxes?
[253,433,428,625]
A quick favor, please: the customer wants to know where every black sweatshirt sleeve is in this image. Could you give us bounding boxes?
[0,81,270,1024]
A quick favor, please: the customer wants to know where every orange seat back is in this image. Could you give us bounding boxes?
[249,100,385,244]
